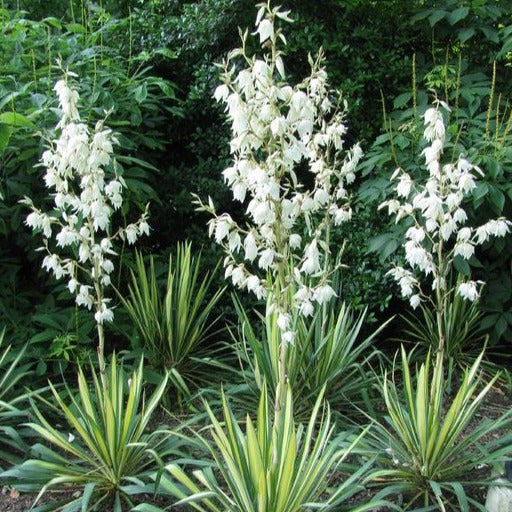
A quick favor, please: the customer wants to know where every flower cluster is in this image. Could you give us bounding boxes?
[203,2,361,339]
[24,72,149,324]
[381,101,511,308]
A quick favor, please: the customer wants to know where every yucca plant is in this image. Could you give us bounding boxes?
[0,329,33,466]
[398,283,487,363]
[2,355,175,511]
[160,384,388,512]
[119,242,226,389]
[234,296,386,417]
[367,347,512,511]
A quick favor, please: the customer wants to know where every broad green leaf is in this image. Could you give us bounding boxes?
[458,27,476,42]
[393,92,412,109]
[0,112,35,128]
[66,23,86,34]
[428,10,447,27]
[0,124,13,152]
[154,48,176,60]
[448,7,469,25]
[133,84,148,103]
[480,26,499,43]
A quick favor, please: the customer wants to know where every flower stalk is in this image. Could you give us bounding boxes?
[24,68,150,378]
[380,100,511,354]
[203,0,361,429]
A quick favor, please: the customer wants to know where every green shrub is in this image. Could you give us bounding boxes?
[234,295,386,418]
[2,355,175,511]
[0,329,33,467]
[163,385,388,512]
[367,347,512,511]
[119,242,226,392]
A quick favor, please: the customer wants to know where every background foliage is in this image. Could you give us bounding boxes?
[1,0,511,373]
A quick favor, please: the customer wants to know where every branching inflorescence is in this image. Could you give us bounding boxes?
[380,101,511,352]
[23,69,150,374]
[202,1,362,345]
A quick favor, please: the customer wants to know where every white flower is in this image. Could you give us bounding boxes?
[387,266,417,298]
[332,206,352,225]
[301,240,321,275]
[457,227,472,242]
[454,240,474,260]
[458,173,476,193]
[251,200,274,225]
[232,182,247,202]
[256,18,274,43]
[56,226,77,247]
[406,227,425,244]
[475,224,489,244]
[440,217,456,241]
[396,173,413,198]
[299,300,314,317]
[54,79,80,121]
[228,231,242,252]
[313,284,336,304]
[102,259,114,274]
[282,330,294,344]
[244,232,258,262]
[410,294,421,309]
[277,312,290,331]
[246,274,260,294]
[138,220,150,237]
[289,233,302,249]
[453,208,467,225]
[231,266,245,287]
[76,285,93,309]
[94,301,114,324]
[125,224,138,244]
[486,218,511,237]
[68,278,78,294]
[214,84,230,102]
[270,117,287,136]
[78,243,90,263]
[258,248,274,270]
[457,281,480,301]
[26,211,41,230]
[313,188,329,206]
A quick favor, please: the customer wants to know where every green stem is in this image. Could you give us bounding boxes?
[435,235,445,355]
[94,278,106,386]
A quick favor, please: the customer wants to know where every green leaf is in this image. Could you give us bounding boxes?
[458,27,476,42]
[496,315,508,338]
[428,10,447,27]
[82,483,95,512]
[393,92,412,109]
[65,23,86,34]
[133,84,148,104]
[448,7,469,25]
[154,48,176,60]
[0,112,35,128]
[480,26,499,43]
[453,256,470,276]
[472,182,488,202]
[382,238,399,261]
[450,481,469,510]
[131,505,167,512]
[0,124,13,152]
[42,17,62,29]
[488,185,505,214]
